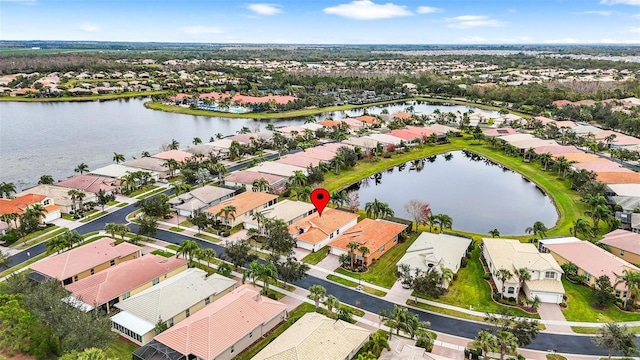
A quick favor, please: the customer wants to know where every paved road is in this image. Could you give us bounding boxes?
[5,190,633,357]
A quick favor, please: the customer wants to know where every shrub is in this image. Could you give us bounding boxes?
[416,335,433,352]
[482,273,491,280]
[460,257,468,268]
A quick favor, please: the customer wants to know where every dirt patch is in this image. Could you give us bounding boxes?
[0,351,36,360]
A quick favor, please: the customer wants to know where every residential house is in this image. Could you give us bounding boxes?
[251,162,308,178]
[29,237,140,285]
[330,218,407,266]
[152,149,193,163]
[65,254,188,313]
[252,313,370,360]
[168,186,235,217]
[396,232,472,288]
[223,170,286,192]
[597,172,640,185]
[110,268,236,345]
[90,164,159,182]
[299,147,337,162]
[16,184,94,214]
[599,230,640,265]
[0,193,61,224]
[342,136,380,152]
[275,153,324,168]
[57,175,121,195]
[205,191,278,228]
[132,285,288,360]
[541,238,639,300]
[245,200,316,230]
[289,208,359,252]
[482,238,565,304]
[125,157,171,178]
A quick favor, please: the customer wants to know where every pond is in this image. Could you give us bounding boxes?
[346,150,558,235]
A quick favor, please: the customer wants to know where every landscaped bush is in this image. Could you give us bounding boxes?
[0,230,19,246]
[416,335,433,352]
[482,273,491,280]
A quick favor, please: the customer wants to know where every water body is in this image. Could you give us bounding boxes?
[347,150,558,235]
[0,99,498,191]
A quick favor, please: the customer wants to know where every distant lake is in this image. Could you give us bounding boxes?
[0,98,498,191]
[347,150,558,235]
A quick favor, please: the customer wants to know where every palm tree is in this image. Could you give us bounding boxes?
[309,284,327,310]
[251,211,267,236]
[359,246,370,268]
[524,147,537,162]
[570,218,593,239]
[1,213,19,231]
[26,203,47,224]
[258,261,278,294]
[243,260,261,285]
[0,250,12,270]
[113,152,125,164]
[347,241,360,269]
[332,153,345,175]
[365,198,394,219]
[538,152,553,170]
[170,181,192,196]
[585,204,611,232]
[141,151,151,157]
[296,186,312,202]
[192,137,202,145]
[197,248,217,271]
[74,163,89,174]
[176,239,201,266]
[0,182,16,198]
[435,214,453,232]
[216,205,237,229]
[38,175,54,185]
[252,177,270,192]
[330,190,347,209]
[439,266,454,288]
[104,223,119,238]
[288,170,307,188]
[496,268,513,298]
[67,189,86,213]
[472,330,497,359]
[496,330,518,360]
[162,159,179,178]
[615,270,640,308]
[525,221,548,239]
[515,268,531,304]
[325,295,340,315]
[362,331,390,357]
[168,139,180,150]
[489,228,500,238]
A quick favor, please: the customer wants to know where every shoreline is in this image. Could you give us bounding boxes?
[0,91,166,103]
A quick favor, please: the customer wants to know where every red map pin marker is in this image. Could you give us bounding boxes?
[310,188,330,216]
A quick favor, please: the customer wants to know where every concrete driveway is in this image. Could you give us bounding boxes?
[537,303,573,333]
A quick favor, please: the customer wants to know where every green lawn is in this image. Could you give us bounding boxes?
[107,200,119,206]
[0,90,168,102]
[134,186,166,199]
[301,246,329,265]
[80,210,108,223]
[105,338,138,359]
[432,245,540,319]
[151,249,174,258]
[326,274,387,297]
[562,279,640,322]
[127,185,159,198]
[334,233,421,289]
[195,233,220,242]
[166,244,180,251]
[407,300,487,323]
[169,226,185,232]
[116,202,128,208]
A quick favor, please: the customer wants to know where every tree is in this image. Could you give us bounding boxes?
[570,218,593,239]
[593,275,616,307]
[275,256,309,287]
[515,268,531,304]
[403,199,431,231]
[434,214,453,232]
[0,250,12,270]
[190,211,210,234]
[485,310,540,347]
[496,268,513,298]
[473,330,497,359]
[112,152,125,164]
[325,295,340,315]
[257,261,278,294]
[243,260,262,285]
[38,175,54,185]
[585,204,612,232]
[137,194,171,218]
[67,189,87,214]
[168,139,180,150]
[309,284,327,310]
[395,263,415,289]
[489,228,500,238]
[197,247,217,271]
[592,323,637,360]
[74,163,89,174]
[252,177,270,192]
[412,268,442,300]
[192,137,202,145]
[154,318,168,335]
[615,269,640,308]
[495,330,518,360]
[361,330,390,358]
[223,240,257,269]
[365,198,394,219]
[0,182,16,198]
[177,239,201,265]
[96,189,114,211]
[359,246,370,267]
[525,221,548,239]
[216,205,237,229]
[332,153,345,174]
[137,215,158,239]
[262,219,297,257]
[104,222,119,238]
[347,241,360,269]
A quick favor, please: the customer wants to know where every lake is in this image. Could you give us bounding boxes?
[0,98,498,191]
[346,150,558,235]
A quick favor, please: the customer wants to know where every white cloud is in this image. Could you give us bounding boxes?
[80,22,99,32]
[632,13,640,17]
[417,6,442,14]
[445,15,505,29]
[582,10,613,15]
[508,9,516,13]
[246,3,282,15]
[629,27,640,32]
[543,38,579,43]
[496,36,533,42]
[179,26,223,34]
[323,0,413,20]
[600,0,640,4]
[600,38,640,43]
[459,36,486,42]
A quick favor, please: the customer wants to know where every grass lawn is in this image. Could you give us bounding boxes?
[166,244,180,251]
[407,300,487,323]
[572,325,640,334]
[116,202,128,208]
[179,220,193,227]
[105,338,138,359]
[151,249,174,258]
[562,278,640,322]
[301,246,329,265]
[169,226,184,232]
[61,213,75,220]
[334,233,420,289]
[134,186,166,199]
[0,90,168,102]
[106,200,119,206]
[80,211,107,223]
[547,355,568,360]
[195,233,220,242]
[17,225,61,243]
[433,245,540,319]
[127,185,159,198]
[15,227,67,250]
[326,275,387,297]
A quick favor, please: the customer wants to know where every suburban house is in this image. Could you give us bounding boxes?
[396,232,472,288]
[252,313,371,360]
[482,238,565,304]
[90,164,159,182]
[244,200,316,230]
[125,157,171,178]
[168,185,235,217]
[132,285,288,360]
[16,184,95,214]
[57,175,121,195]
[223,170,286,192]
[110,268,236,345]
[151,149,193,163]
[0,193,61,224]
[542,238,640,299]
[599,230,640,264]
[288,208,359,252]
[330,218,408,266]
[205,191,278,228]
[65,254,188,313]
[29,237,141,285]
[251,161,308,178]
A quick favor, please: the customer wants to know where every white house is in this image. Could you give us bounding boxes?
[168,186,235,217]
[244,200,316,229]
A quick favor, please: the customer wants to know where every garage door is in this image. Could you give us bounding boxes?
[533,292,560,304]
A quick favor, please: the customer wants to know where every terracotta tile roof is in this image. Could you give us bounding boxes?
[224,171,285,186]
[57,175,120,193]
[276,154,323,168]
[545,241,639,290]
[152,150,192,162]
[573,161,633,173]
[356,115,377,124]
[30,237,140,280]
[289,208,359,245]
[0,194,47,215]
[319,120,341,127]
[205,191,278,217]
[153,285,287,360]
[392,112,411,120]
[555,153,609,163]
[65,254,187,307]
[300,148,337,161]
[388,129,422,140]
[483,128,519,137]
[406,126,440,137]
[534,145,582,155]
[596,172,640,184]
[599,230,640,256]
[554,121,577,128]
[318,143,353,152]
[329,218,407,252]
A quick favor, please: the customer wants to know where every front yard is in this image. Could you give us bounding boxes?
[562,278,640,323]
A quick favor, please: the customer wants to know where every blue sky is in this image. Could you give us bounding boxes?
[2,0,640,44]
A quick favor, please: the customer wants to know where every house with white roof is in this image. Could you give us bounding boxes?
[90,164,159,182]
[168,185,235,217]
[482,238,565,303]
[110,268,236,345]
[244,200,316,229]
